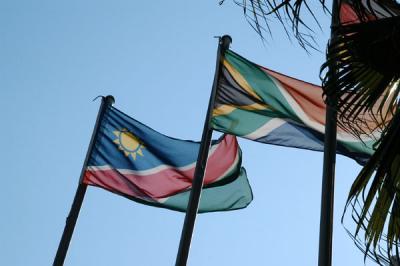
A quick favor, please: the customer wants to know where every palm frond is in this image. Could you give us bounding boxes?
[343,110,400,264]
[220,0,327,50]
[321,13,400,137]
[220,0,400,50]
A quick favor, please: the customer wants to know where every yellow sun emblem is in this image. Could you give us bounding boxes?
[113,128,145,160]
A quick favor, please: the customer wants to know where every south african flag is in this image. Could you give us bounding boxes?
[212,49,379,165]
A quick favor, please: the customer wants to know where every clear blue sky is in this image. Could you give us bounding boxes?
[1,1,375,265]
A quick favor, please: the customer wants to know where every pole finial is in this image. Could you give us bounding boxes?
[105,95,115,105]
[220,35,232,50]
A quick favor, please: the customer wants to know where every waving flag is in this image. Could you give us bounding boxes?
[211,49,379,165]
[83,106,252,213]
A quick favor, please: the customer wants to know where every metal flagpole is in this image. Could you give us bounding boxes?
[318,0,340,265]
[53,95,115,266]
[175,35,232,266]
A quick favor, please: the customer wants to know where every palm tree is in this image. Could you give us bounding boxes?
[220,0,400,264]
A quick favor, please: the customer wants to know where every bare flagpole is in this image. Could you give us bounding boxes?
[53,95,115,266]
[175,35,232,266]
[318,0,340,265]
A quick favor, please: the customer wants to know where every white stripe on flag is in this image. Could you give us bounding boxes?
[244,118,286,140]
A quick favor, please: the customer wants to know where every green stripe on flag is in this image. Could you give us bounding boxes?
[225,50,302,123]
[212,107,276,136]
[163,168,253,213]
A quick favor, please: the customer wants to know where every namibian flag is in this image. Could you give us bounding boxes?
[83,106,253,213]
[211,49,380,165]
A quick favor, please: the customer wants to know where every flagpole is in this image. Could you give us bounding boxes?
[318,0,339,265]
[175,35,232,266]
[53,95,115,266]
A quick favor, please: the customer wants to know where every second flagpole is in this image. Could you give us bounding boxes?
[175,35,232,266]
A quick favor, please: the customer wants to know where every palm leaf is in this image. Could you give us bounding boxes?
[343,110,400,264]
[220,0,400,50]
[321,15,400,136]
